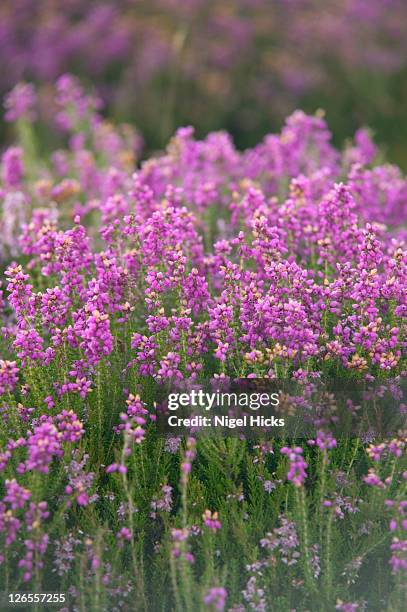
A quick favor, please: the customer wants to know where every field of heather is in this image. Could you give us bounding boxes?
[0,3,406,612]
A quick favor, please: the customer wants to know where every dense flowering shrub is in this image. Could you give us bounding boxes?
[0,79,406,610]
[0,1,407,149]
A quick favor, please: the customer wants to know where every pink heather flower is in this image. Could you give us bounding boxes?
[55,410,85,442]
[18,534,49,582]
[106,463,127,474]
[346,128,377,166]
[363,469,385,488]
[203,587,228,611]
[55,73,102,131]
[385,500,407,533]
[0,360,19,395]
[366,443,385,461]
[164,436,181,454]
[181,437,196,481]
[367,439,405,461]
[44,396,55,409]
[13,327,45,365]
[25,418,63,473]
[387,439,405,458]
[125,393,149,426]
[203,510,222,531]
[242,575,266,610]
[116,527,132,547]
[171,528,189,543]
[74,306,113,365]
[335,602,361,612]
[4,82,37,122]
[171,528,194,562]
[389,538,407,574]
[2,147,24,188]
[281,446,308,487]
[0,504,21,546]
[150,484,173,519]
[157,351,183,380]
[0,450,12,472]
[64,454,98,507]
[260,516,300,566]
[115,410,146,447]
[309,430,337,451]
[76,492,89,506]
[3,479,31,510]
[263,480,276,493]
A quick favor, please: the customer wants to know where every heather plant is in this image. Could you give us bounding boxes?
[0,80,406,611]
[0,1,407,157]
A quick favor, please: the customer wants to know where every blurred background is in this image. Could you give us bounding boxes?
[1,0,406,165]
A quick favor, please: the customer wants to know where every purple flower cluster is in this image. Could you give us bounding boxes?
[150,484,173,519]
[203,510,222,531]
[386,500,407,573]
[281,447,308,487]
[171,527,194,564]
[0,1,406,149]
[0,77,406,598]
[64,454,98,507]
[0,360,19,395]
[4,82,36,122]
[181,437,197,480]
[260,517,300,566]
[23,418,63,474]
[203,586,227,611]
